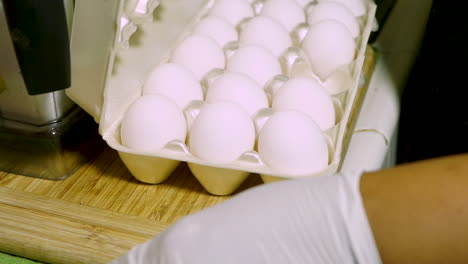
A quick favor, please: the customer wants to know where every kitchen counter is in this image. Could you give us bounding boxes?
[0,47,375,264]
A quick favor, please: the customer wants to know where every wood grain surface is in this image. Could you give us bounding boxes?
[0,47,375,264]
[0,186,167,264]
[0,148,263,264]
[0,148,263,224]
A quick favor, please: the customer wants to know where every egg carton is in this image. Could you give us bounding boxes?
[68,0,376,195]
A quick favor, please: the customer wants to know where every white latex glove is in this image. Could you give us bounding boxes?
[112,171,381,264]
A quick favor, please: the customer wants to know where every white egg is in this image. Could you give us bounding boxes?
[171,34,225,80]
[194,16,238,47]
[210,0,254,26]
[258,110,328,175]
[261,0,305,32]
[142,63,203,109]
[227,45,282,87]
[121,95,187,152]
[239,16,292,57]
[189,102,256,163]
[272,78,335,130]
[318,0,366,17]
[206,72,269,116]
[302,20,355,80]
[307,2,360,38]
[323,67,353,95]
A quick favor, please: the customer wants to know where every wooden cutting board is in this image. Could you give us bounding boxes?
[0,149,263,264]
[0,47,375,264]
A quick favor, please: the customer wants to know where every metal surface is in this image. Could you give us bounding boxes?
[0,0,75,126]
[0,107,105,180]
[0,0,102,180]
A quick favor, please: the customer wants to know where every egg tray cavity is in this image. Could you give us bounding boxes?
[75,0,376,195]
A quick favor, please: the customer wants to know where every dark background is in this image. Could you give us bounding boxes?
[397,0,468,163]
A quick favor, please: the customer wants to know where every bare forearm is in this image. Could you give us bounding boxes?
[361,153,468,264]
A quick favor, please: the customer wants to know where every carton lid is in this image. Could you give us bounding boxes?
[66,0,160,131]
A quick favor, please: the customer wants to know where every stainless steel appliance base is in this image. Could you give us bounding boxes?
[0,107,105,180]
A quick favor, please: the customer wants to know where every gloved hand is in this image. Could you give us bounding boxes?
[111,171,381,264]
